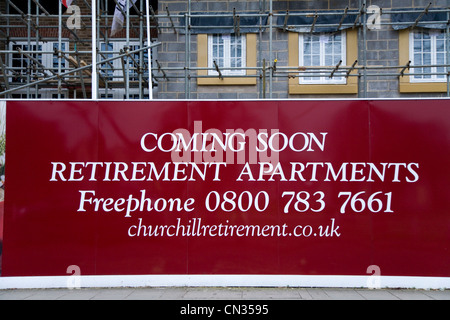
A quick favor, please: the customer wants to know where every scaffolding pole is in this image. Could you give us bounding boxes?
[145,0,152,99]
[0,43,161,97]
[92,0,97,99]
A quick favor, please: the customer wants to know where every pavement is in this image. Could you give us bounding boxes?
[1,286,450,300]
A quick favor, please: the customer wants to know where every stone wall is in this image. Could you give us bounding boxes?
[156,0,450,99]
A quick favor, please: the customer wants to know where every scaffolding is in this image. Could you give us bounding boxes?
[1,0,450,99]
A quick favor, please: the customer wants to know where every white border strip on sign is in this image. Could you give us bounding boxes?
[2,99,450,291]
[1,275,450,290]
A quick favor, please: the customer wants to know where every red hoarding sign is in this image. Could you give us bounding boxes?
[1,99,450,278]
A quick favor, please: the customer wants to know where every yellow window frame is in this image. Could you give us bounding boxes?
[399,29,448,93]
[197,33,257,86]
[288,29,358,95]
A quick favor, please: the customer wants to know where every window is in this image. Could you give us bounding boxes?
[10,42,69,84]
[98,41,153,99]
[11,93,41,99]
[51,93,67,99]
[197,33,257,86]
[122,94,150,99]
[299,33,346,84]
[288,29,358,95]
[100,93,114,99]
[208,34,246,76]
[10,89,67,99]
[100,43,114,81]
[410,30,446,82]
[399,29,448,93]
[99,41,150,82]
[11,44,42,83]
[127,44,150,81]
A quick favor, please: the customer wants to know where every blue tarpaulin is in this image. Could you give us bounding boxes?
[180,12,268,34]
[275,10,361,33]
[178,8,449,34]
[391,9,448,30]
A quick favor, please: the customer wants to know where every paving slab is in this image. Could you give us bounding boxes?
[89,288,135,300]
[158,287,191,300]
[0,289,37,300]
[356,289,399,300]
[124,287,168,300]
[23,289,70,300]
[296,288,314,300]
[183,287,244,300]
[421,290,450,300]
[241,288,301,300]
[305,288,330,299]
[1,287,450,300]
[388,289,434,300]
[322,288,365,300]
[57,289,103,300]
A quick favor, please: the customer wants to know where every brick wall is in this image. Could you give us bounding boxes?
[0,0,148,97]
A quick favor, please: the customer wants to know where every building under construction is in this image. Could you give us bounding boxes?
[1,0,450,100]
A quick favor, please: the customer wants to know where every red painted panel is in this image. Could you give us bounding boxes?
[369,100,450,277]
[1,99,449,278]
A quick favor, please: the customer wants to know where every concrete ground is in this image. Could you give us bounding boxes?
[1,287,450,300]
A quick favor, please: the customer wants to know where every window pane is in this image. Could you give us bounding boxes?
[423,39,431,52]
[313,54,320,66]
[299,32,345,84]
[212,34,224,59]
[436,40,445,52]
[53,43,66,72]
[100,43,114,81]
[325,54,333,66]
[414,53,422,65]
[304,55,311,66]
[211,34,225,71]
[414,39,422,52]
[436,33,446,80]
[335,40,342,55]
[302,35,313,67]
[304,41,311,55]
[437,52,446,79]
[312,40,320,53]
[230,35,243,69]
[436,52,445,64]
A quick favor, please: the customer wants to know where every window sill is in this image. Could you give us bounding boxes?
[288,30,358,95]
[289,79,358,94]
[399,79,448,93]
